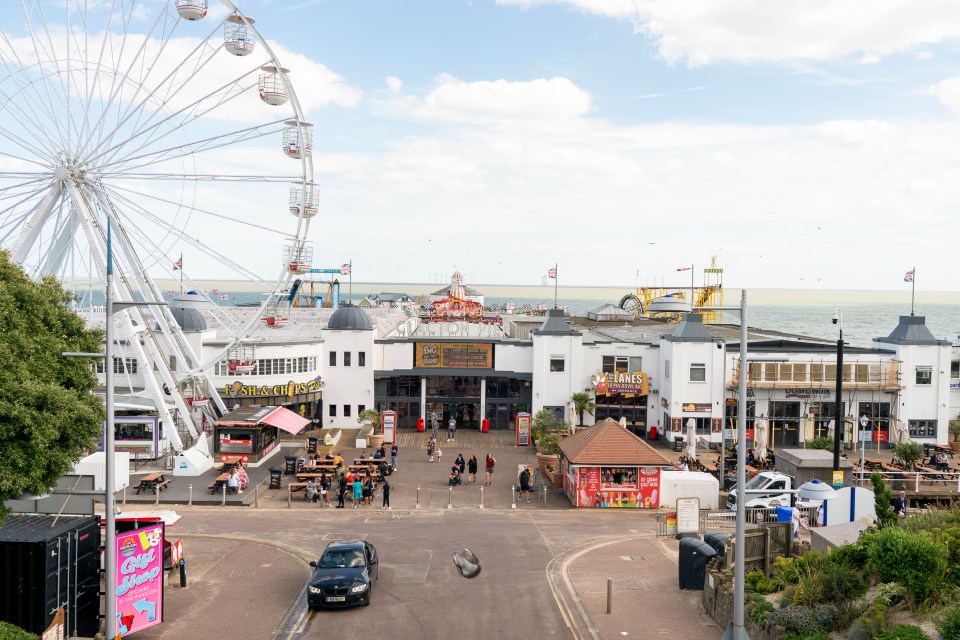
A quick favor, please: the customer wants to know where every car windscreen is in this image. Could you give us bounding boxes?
[743,475,772,490]
[320,549,366,568]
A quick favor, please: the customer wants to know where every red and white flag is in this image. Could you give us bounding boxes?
[904,269,914,283]
[547,267,557,279]
[340,262,352,276]
[676,267,691,272]
[172,258,182,271]
[220,294,229,300]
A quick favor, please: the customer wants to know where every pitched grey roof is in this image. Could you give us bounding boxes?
[875,315,950,346]
[664,313,714,342]
[532,308,581,336]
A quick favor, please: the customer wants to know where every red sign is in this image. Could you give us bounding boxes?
[221,439,251,445]
[576,467,601,507]
[873,430,889,442]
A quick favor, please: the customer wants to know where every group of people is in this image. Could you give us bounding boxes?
[226,465,249,493]
[425,442,496,487]
[305,468,393,509]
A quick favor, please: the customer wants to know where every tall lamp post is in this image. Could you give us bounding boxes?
[831,309,843,476]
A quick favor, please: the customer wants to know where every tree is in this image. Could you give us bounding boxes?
[949,413,960,443]
[357,408,381,430]
[871,473,898,529]
[570,392,595,427]
[0,251,105,525]
[893,441,923,471]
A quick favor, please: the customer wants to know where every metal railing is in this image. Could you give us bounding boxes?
[657,506,820,537]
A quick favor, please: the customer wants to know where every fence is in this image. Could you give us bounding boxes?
[720,522,792,576]
[656,506,819,537]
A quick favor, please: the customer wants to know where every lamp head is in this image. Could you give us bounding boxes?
[831,314,839,325]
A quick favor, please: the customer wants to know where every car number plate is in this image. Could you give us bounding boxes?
[326,596,346,602]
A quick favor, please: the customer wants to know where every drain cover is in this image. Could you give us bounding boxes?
[393,564,429,584]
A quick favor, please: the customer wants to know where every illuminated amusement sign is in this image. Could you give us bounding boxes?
[415,342,494,369]
[593,371,648,396]
[225,377,324,398]
[114,524,164,636]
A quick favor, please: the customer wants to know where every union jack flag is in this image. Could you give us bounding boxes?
[172,258,182,270]
[340,262,352,276]
[676,267,691,272]
[165,291,174,296]
[211,289,219,294]
[904,269,914,283]
[547,267,557,279]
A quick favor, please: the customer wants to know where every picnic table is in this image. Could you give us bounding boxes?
[208,472,230,494]
[134,472,170,495]
[218,455,244,471]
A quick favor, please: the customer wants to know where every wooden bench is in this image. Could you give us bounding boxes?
[155,479,172,491]
[699,460,718,473]
[209,473,229,494]
[289,482,310,497]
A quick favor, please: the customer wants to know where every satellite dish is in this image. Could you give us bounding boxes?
[453,548,481,579]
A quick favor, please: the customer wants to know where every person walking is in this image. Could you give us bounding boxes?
[447,415,456,441]
[427,436,436,463]
[430,411,439,440]
[391,443,399,471]
[455,453,465,477]
[336,474,347,508]
[518,467,532,502]
[382,478,391,509]
[485,453,496,485]
[467,455,478,484]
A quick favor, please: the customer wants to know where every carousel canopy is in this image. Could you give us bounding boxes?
[558,418,672,466]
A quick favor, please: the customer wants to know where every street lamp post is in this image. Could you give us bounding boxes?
[832,309,843,474]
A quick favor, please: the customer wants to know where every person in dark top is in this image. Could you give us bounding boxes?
[467,455,478,484]
[518,468,532,502]
[390,443,399,471]
[892,490,908,517]
[381,478,391,509]
[337,474,347,508]
[455,453,466,477]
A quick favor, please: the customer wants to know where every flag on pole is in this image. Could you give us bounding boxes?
[340,262,352,276]
[676,267,691,272]
[211,289,219,294]
[172,258,182,271]
[547,267,557,279]
[220,294,229,300]
[904,269,914,283]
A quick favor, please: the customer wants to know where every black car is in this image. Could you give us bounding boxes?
[307,540,379,608]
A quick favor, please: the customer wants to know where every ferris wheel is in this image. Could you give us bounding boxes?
[0,0,318,449]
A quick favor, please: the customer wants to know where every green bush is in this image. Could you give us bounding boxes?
[777,633,830,640]
[936,601,960,640]
[0,622,38,640]
[868,527,947,604]
[746,570,782,594]
[875,624,930,640]
[767,605,834,635]
[893,442,924,470]
[871,474,899,529]
[805,436,834,452]
[747,592,775,629]
[537,433,561,456]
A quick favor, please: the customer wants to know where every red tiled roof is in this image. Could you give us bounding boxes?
[557,418,672,466]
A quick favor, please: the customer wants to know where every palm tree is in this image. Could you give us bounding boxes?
[570,392,595,427]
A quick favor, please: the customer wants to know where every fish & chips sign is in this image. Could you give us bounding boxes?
[225,377,324,398]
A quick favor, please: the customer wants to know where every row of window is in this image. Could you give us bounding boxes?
[214,357,318,377]
[329,404,366,418]
[95,357,139,374]
[550,355,647,374]
[329,351,366,367]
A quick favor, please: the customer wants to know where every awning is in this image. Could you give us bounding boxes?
[259,407,311,435]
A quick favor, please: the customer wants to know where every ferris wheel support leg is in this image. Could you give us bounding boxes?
[39,214,81,277]
[11,181,63,263]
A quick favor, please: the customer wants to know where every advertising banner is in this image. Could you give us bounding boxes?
[516,412,531,446]
[114,524,164,636]
[574,466,660,508]
[593,371,648,396]
[575,467,601,507]
[415,342,494,368]
[381,410,397,444]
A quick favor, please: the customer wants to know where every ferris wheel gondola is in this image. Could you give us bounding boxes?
[0,0,317,449]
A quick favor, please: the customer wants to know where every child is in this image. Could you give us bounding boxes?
[436,448,442,464]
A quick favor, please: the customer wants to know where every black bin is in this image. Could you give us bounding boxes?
[674,437,684,453]
[284,455,297,475]
[307,437,318,454]
[679,538,717,590]
[704,532,728,557]
[269,467,283,488]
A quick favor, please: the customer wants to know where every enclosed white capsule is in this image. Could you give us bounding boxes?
[289,183,319,219]
[224,15,255,56]
[175,0,207,21]
[282,121,313,159]
[259,66,289,106]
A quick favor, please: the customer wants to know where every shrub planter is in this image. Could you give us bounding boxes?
[537,453,559,474]
[368,433,384,450]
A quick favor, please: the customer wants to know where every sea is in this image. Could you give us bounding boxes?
[75,282,960,349]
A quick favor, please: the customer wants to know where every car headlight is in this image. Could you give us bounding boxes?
[308,586,322,594]
[350,583,368,593]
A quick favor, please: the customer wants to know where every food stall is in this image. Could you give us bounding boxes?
[558,418,672,508]
[213,405,311,466]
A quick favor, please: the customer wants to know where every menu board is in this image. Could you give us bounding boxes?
[415,342,493,368]
[676,497,700,534]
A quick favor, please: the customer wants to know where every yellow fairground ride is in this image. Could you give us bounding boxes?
[618,257,724,323]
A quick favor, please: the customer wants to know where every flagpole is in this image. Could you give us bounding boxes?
[179,253,183,294]
[554,263,558,309]
[349,259,353,305]
[911,266,915,316]
[690,263,694,309]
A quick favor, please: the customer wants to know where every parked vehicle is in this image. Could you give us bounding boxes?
[726,471,820,510]
[307,540,379,608]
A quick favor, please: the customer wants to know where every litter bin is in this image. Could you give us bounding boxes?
[284,456,297,475]
[703,532,728,557]
[648,426,658,441]
[417,417,425,432]
[307,437,318,454]
[679,538,717,590]
[481,419,489,433]
[269,468,282,489]
[674,437,684,453]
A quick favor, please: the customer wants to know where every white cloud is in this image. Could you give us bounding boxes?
[498,0,960,65]
[412,74,592,124]
[928,77,960,116]
[385,76,403,93]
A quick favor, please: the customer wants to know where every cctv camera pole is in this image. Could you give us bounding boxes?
[104,219,118,638]
[731,290,749,640]
[833,311,843,473]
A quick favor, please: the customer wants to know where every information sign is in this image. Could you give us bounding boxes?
[676,497,701,534]
[381,410,397,444]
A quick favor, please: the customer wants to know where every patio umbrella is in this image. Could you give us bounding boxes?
[826,419,835,441]
[685,418,698,461]
[754,417,768,464]
[894,418,909,444]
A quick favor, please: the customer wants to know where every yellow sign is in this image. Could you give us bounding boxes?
[832,470,844,487]
[594,371,648,396]
[225,378,324,398]
[415,342,493,368]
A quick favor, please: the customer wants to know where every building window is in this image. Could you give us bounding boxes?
[358,352,366,367]
[601,356,629,374]
[550,356,565,372]
[103,357,138,375]
[689,363,706,382]
[358,404,365,414]
[908,419,936,437]
[343,404,352,417]
[664,360,671,380]
[329,404,337,417]
[344,351,351,367]
[629,356,642,372]
[916,366,932,385]
[951,360,959,379]
[329,352,337,367]
[168,355,176,372]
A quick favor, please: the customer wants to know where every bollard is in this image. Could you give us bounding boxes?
[511,485,516,509]
[416,485,421,509]
[915,473,920,493]
[179,559,187,588]
[188,485,193,507]
[448,485,453,509]
[254,483,259,508]
[480,485,484,509]
[606,577,612,614]
[122,487,127,506]
[155,484,160,506]
[222,483,227,506]
[287,485,292,508]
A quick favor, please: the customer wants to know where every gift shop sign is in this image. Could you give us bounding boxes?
[114,524,164,636]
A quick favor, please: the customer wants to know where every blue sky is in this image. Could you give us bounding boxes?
[2,0,960,291]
